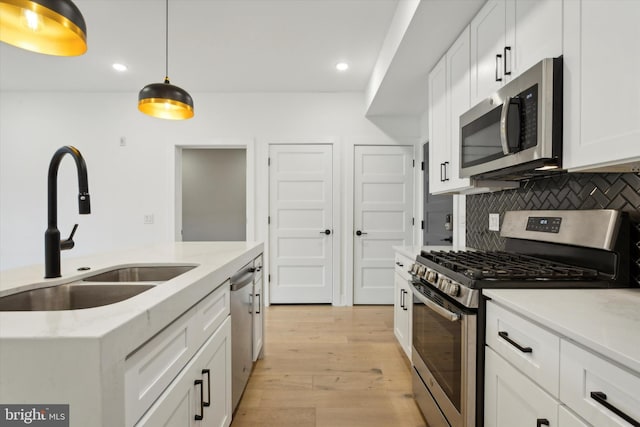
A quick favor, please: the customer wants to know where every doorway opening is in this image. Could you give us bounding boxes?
[181,148,247,241]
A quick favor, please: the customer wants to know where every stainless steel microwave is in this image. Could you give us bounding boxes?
[459,57,562,180]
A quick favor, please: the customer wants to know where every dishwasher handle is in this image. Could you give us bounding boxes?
[230,267,256,291]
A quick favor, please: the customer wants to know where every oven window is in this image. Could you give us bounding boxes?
[413,300,462,411]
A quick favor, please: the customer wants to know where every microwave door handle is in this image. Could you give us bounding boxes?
[500,96,513,155]
[410,283,461,322]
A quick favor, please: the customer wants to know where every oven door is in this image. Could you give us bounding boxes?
[410,281,476,427]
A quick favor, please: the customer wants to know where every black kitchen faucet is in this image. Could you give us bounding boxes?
[44,146,91,278]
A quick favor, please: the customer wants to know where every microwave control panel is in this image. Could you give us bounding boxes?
[526,216,562,233]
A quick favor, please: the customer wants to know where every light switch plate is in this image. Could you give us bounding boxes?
[489,213,500,231]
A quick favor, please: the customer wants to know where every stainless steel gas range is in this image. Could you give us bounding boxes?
[409,210,631,427]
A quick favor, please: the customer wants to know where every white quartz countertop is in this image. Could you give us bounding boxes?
[0,241,263,340]
[483,288,640,374]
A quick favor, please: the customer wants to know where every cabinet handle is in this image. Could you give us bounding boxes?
[396,261,404,267]
[495,54,503,82]
[402,290,408,311]
[498,331,532,353]
[444,161,450,181]
[590,391,640,426]
[536,419,549,427]
[400,289,405,309]
[256,293,261,314]
[440,162,446,182]
[202,369,211,407]
[504,46,512,76]
[194,379,204,420]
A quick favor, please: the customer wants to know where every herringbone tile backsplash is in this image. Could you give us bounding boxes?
[466,173,640,286]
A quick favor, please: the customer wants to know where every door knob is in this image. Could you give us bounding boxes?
[356,230,368,236]
[320,229,331,235]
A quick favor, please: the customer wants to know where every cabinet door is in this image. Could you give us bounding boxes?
[393,270,410,360]
[136,318,232,427]
[560,339,640,427]
[428,55,449,194]
[559,406,591,427]
[485,347,559,427]
[252,275,263,361]
[506,0,562,78]
[470,0,507,105]
[564,0,640,171]
[446,26,472,191]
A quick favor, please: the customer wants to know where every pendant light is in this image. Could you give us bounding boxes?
[0,0,87,56]
[138,0,194,120]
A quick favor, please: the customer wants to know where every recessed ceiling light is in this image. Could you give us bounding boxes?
[112,63,128,72]
[335,62,349,72]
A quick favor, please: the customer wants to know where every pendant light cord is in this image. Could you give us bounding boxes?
[165,0,169,81]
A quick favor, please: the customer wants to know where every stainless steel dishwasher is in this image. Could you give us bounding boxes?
[230,262,255,412]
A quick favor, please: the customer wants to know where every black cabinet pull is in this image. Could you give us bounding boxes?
[504,46,512,76]
[440,162,445,182]
[320,229,331,235]
[194,379,204,420]
[444,161,450,181]
[536,419,549,427]
[496,54,503,82]
[256,293,261,314]
[356,230,367,236]
[498,331,532,353]
[400,289,405,309]
[396,261,404,267]
[202,369,211,407]
[402,290,408,311]
[590,391,640,426]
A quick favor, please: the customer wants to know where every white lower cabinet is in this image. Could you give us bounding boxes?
[485,346,559,426]
[136,317,232,427]
[125,282,232,427]
[485,299,640,427]
[393,251,413,360]
[560,339,640,427]
[559,406,590,427]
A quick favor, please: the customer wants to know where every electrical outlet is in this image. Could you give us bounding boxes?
[144,214,154,224]
[489,213,500,231]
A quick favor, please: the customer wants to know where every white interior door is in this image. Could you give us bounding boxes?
[269,144,333,303]
[354,145,414,305]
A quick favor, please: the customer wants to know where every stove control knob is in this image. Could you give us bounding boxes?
[426,270,438,284]
[438,277,450,291]
[446,283,460,297]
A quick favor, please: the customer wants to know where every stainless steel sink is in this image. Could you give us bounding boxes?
[82,265,196,282]
[0,284,155,311]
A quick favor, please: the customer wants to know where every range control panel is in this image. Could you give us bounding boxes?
[526,216,562,233]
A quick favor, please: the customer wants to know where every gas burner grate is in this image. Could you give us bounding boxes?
[421,250,600,281]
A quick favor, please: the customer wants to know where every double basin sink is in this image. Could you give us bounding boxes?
[0,265,196,312]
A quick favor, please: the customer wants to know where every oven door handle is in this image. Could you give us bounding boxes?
[410,282,461,322]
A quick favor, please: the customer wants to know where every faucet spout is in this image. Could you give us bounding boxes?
[45,146,91,278]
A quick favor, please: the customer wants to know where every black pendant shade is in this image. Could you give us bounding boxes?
[138,0,194,120]
[138,77,194,120]
[0,0,87,56]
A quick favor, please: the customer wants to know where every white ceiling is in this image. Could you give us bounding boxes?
[0,0,399,93]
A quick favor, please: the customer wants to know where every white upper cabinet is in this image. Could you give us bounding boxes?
[429,26,473,194]
[563,0,640,172]
[470,0,562,106]
[470,0,507,105]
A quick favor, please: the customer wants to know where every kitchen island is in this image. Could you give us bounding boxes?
[0,241,263,426]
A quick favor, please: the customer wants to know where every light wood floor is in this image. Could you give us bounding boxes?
[231,305,427,427]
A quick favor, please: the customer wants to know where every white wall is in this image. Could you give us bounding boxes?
[0,92,414,286]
